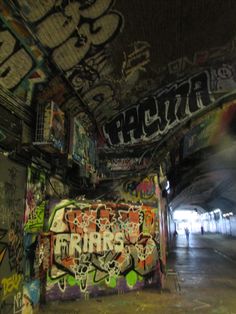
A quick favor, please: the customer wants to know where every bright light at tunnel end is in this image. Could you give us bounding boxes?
[173,209,199,220]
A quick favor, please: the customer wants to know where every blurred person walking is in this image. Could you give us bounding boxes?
[185,227,190,244]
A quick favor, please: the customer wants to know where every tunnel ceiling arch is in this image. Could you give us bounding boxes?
[1,0,236,153]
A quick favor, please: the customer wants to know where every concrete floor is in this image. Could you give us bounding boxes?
[39,234,236,314]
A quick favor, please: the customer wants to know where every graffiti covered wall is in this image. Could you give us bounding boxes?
[0,2,48,104]
[103,65,236,146]
[24,166,46,233]
[8,0,124,126]
[23,166,46,314]
[0,155,26,314]
[43,196,160,301]
[2,0,236,149]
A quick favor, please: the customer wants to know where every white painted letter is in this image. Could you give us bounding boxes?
[114,232,124,252]
[89,232,102,253]
[103,231,114,251]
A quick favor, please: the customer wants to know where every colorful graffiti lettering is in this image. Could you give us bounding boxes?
[24,201,46,232]
[45,199,159,297]
[123,177,156,200]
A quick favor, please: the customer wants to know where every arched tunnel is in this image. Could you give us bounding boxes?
[1,1,236,313]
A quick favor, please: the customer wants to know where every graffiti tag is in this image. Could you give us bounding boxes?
[1,273,23,300]
[103,71,213,145]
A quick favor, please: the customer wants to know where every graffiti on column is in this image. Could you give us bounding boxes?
[0,166,24,273]
[23,166,47,313]
[24,166,46,233]
[0,225,23,275]
[70,117,97,172]
[0,158,26,314]
[23,279,40,313]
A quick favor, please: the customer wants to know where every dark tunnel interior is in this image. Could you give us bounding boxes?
[1,1,236,313]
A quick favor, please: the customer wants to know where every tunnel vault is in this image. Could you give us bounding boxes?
[1,1,236,311]
[0,0,236,211]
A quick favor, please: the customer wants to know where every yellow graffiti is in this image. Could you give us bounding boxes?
[1,273,22,300]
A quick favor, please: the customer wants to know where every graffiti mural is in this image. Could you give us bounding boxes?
[43,196,160,301]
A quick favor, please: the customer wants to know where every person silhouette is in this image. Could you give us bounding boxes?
[185,227,190,244]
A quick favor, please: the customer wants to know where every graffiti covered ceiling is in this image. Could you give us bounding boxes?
[1,0,236,151]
